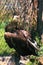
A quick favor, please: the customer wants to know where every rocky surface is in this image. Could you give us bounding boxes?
[0,56,14,65]
[0,55,30,65]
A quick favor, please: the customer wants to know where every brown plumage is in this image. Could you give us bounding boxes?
[4,21,38,56]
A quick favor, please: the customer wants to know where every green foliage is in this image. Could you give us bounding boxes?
[0,22,15,56]
[35,33,43,56]
[26,62,33,65]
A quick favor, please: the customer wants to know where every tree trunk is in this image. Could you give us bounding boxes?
[37,0,43,43]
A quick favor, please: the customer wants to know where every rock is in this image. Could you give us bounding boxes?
[0,56,12,65]
[19,59,29,65]
[7,61,15,65]
[19,56,30,65]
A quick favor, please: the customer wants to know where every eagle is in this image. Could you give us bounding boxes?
[4,15,39,56]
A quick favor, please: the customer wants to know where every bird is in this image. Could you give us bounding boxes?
[4,15,39,56]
